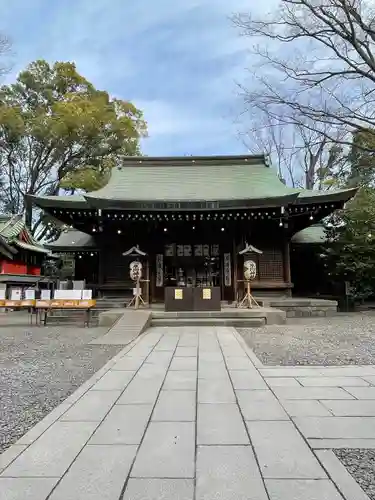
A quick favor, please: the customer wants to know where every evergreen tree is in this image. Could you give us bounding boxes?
[324,129,375,299]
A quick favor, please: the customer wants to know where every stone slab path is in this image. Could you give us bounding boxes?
[1,326,375,499]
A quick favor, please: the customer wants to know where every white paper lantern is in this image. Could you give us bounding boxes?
[244,260,257,281]
[130,261,143,281]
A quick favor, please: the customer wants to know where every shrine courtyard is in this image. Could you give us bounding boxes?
[1,313,375,500]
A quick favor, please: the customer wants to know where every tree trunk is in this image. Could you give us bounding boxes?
[24,194,33,230]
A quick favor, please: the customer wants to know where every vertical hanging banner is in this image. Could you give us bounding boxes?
[156,254,164,287]
[224,253,232,287]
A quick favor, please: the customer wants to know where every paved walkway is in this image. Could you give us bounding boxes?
[1,327,375,500]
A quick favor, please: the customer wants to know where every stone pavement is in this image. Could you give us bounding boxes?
[1,327,375,500]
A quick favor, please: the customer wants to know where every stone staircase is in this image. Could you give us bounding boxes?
[96,296,128,309]
[150,307,285,327]
[46,296,335,327]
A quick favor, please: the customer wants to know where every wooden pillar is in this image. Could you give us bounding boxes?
[97,247,105,298]
[233,237,238,303]
[283,240,292,284]
[220,250,225,301]
[150,254,156,303]
[146,259,150,305]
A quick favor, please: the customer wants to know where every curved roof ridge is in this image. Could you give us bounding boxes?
[84,157,296,203]
[118,154,267,165]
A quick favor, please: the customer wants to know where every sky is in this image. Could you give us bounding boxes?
[0,0,275,156]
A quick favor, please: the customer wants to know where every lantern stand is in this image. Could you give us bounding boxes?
[237,279,259,309]
[123,246,148,309]
[237,242,262,309]
[128,274,145,309]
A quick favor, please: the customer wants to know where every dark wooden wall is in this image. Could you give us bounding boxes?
[93,220,292,300]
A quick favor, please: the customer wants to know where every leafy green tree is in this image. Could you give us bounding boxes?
[325,187,375,299]
[347,129,375,188]
[323,129,375,299]
[0,60,147,234]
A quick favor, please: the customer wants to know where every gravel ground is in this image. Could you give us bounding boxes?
[0,314,123,453]
[238,312,375,366]
[334,449,375,500]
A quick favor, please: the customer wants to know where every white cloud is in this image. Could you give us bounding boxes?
[134,100,195,137]
[0,0,279,155]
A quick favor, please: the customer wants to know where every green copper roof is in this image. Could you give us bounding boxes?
[292,225,326,244]
[0,214,51,255]
[27,155,358,210]
[0,215,25,239]
[14,240,51,254]
[26,195,88,209]
[296,188,357,204]
[0,235,16,259]
[46,230,96,251]
[85,156,300,203]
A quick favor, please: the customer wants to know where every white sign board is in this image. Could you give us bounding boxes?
[10,288,22,301]
[41,290,51,300]
[25,289,36,300]
[70,290,83,300]
[82,289,92,300]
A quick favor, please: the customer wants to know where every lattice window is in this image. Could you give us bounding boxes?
[258,248,284,281]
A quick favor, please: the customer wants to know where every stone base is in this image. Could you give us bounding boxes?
[258,298,338,318]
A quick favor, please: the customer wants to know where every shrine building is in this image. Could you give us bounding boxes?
[0,214,53,288]
[29,154,357,303]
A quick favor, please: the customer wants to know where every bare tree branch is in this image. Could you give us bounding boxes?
[233,0,375,151]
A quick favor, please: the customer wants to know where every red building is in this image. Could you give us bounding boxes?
[0,215,52,287]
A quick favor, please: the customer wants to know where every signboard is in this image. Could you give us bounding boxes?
[25,289,36,300]
[4,300,35,307]
[202,288,212,300]
[344,281,354,296]
[224,253,232,287]
[35,299,96,309]
[54,289,83,300]
[174,289,183,300]
[165,243,220,258]
[211,244,219,257]
[183,245,192,256]
[10,289,21,301]
[20,300,35,307]
[164,244,175,257]
[194,244,203,257]
[41,290,51,300]
[156,254,163,287]
[51,300,77,307]
[5,300,20,307]
[177,245,184,257]
[35,300,51,308]
[79,300,96,308]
